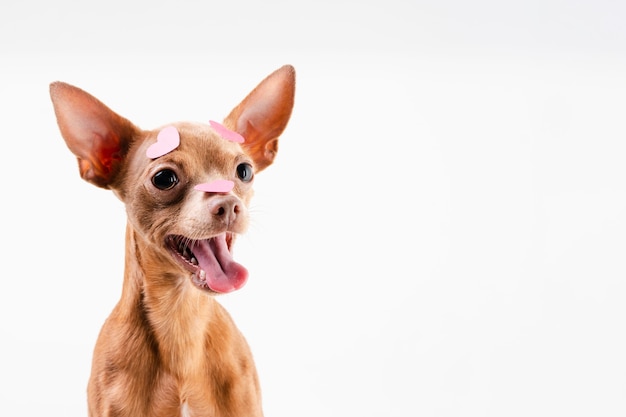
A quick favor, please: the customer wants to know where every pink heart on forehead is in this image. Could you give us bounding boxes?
[146,126,180,159]
[209,120,245,143]
[195,180,235,193]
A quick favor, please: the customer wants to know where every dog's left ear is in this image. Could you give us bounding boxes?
[223,65,296,172]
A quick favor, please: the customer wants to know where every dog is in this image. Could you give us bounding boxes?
[50,65,295,417]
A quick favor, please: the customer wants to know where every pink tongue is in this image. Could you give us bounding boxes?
[193,234,248,293]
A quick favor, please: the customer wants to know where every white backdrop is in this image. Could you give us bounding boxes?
[2,1,626,416]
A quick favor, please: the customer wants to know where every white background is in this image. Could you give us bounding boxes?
[2,1,626,416]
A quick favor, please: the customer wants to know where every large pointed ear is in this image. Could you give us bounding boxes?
[223,65,296,172]
[50,82,138,189]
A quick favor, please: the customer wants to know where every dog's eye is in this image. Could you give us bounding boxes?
[152,169,179,190]
[236,163,254,182]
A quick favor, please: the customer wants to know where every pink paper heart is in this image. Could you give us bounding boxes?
[209,120,245,143]
[194,180,234,193]
[146,126,180,159]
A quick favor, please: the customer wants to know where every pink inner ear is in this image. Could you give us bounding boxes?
[195,180,234,193]
[209,120,245,143]
[146,126,180,159]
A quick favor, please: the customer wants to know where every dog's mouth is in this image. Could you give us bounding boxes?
[166,233,248,294]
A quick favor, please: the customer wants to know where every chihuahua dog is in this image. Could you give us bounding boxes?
[50,65,295,417]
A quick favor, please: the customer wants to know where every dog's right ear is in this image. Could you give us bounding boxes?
[50,82,138,189]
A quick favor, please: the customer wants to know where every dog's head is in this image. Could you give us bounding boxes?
[50,66,295,294]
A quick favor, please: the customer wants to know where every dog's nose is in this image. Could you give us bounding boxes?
[208,195,241,223]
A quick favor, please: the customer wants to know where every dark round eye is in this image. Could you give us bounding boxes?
[152,169,179,190]
[236,163,254,182]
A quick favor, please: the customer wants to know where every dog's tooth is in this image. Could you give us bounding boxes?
[191,256,198,265]
[199,269,206,281]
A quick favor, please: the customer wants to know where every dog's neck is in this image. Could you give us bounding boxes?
[110,222,261,415]
[120,223,220,376]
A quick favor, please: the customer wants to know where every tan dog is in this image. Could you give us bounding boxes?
[50,65,295,417]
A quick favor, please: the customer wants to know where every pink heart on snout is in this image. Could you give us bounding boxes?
[209,120,245,143]
[146,126,180,159]
[195,180,235,193]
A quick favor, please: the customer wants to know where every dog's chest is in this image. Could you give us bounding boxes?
[180,401,191,417]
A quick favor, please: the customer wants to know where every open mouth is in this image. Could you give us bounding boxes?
[166,233,248,294]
